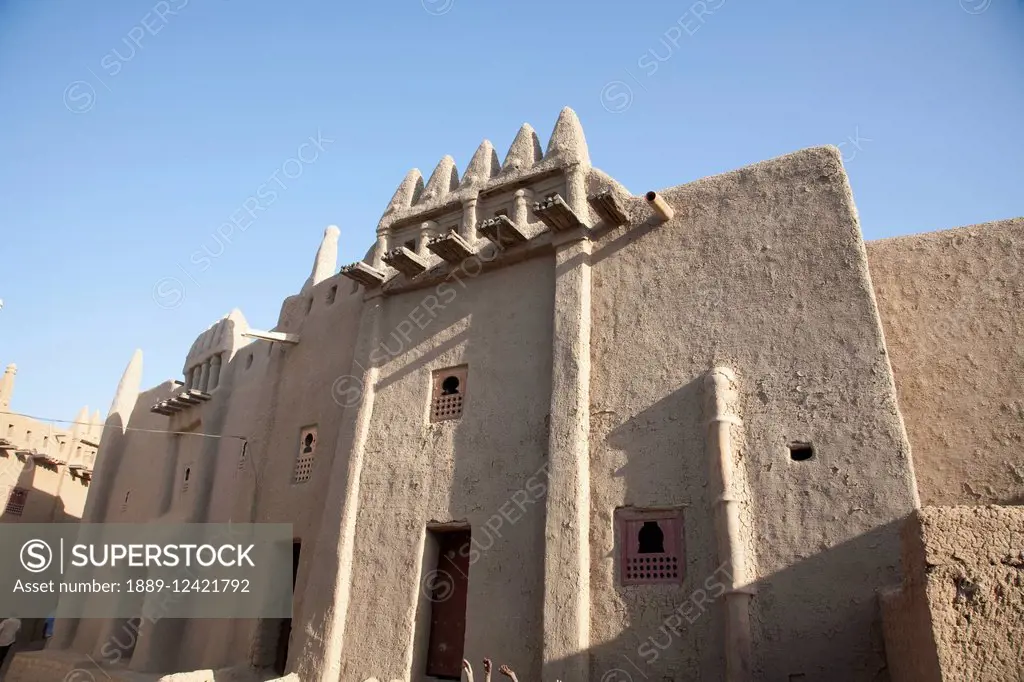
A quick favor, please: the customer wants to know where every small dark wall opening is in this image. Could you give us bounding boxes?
[273,541,302,676]
[441,376,460,395]
[637,521,665,554]
[789,442,815,461]
[425,529,471,680]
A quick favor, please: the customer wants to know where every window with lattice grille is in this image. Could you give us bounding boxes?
[293,426,317,483]
[617,509,685,585]
[430,366,467,423]
[4,487,27,516]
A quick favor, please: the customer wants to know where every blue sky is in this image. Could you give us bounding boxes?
[0,0,1021,424]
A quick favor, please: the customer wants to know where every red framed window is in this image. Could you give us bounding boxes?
[4,487,28,516]
[617,508,685,586]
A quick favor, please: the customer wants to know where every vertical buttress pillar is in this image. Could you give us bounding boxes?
[541,233,592,682]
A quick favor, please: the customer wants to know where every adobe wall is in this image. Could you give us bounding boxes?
[82,271,369,674]
[882,506,1024,682]
[314,256,555,681]
[589,146,919,680]
[220,271,365,673]
[867,218,1024,506]
[1,413,95,524]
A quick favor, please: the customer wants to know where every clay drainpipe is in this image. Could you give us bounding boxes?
[704,367,753,682]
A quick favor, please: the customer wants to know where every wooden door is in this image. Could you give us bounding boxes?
[426,530,471,679]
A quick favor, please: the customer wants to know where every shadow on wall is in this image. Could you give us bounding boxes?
[398,347,909,679]
[516,518,904,682]
[582,378,904,681]
[0,454,72,524]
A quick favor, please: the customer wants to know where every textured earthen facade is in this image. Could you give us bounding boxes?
[881,506,1024,682]
[0,362,97,525]
[867,219,1024,507]
[10,108,1022,681]
[0,362,98,662]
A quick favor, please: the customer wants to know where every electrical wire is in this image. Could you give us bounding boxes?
[0,411,247,442]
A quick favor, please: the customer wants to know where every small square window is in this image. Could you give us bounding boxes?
[617,509,684,586]
[430,366,467,423]
[293,426,317,483]
[789,442,814,461]
[5,487,28,516]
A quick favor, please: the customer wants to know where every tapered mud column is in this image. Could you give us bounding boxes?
[372,231,390,270]
[131,375,234,672]
[294,291,385,680]
[419,221,438,258]
[513,188,533,227]
[461,196,479,244]
[564,163,588,219]
[302,225,341,294]
[0,363,15,411]
[541,234,592,682]
[51,350,143,653]
[703,367,754,682]
[208,354,222,391]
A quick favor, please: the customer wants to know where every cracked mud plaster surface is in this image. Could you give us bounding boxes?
[923,507,1024,681]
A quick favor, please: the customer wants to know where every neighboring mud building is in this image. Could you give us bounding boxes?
[11,108,1022,682]
[0,362,98,524]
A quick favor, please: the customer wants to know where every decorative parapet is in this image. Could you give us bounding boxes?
[588,190,629,227]
[534,194,589,233]
[478,214,528,249]
[353,108,633,284]
[372,108,592,244]
[340,261,388,287]
[382,246,429,278]
[182,309,248,395]
[426,230,475,264]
